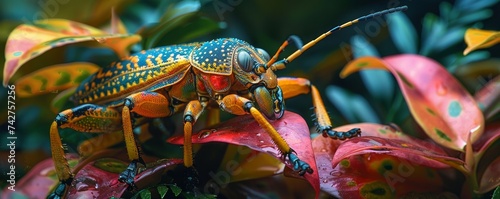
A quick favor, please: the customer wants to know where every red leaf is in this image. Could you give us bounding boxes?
[66,158,129,198]
[66,157,182,198]
[1,150,182,199]
[341,55,484,151]
[314,123,465,198]
[473,123,500,193]
[473,123,500,153]
[474,75,500,119]
[168,111,320,198]
[1,154,78,199]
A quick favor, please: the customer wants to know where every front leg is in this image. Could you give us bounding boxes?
[278,77,361,139]
[219,94,313,175]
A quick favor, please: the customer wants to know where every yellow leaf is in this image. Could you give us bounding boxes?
[3,19,140,86]
[464,29,500,55]
[15,62,99,97]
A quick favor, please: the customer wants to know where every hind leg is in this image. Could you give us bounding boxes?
[48,104,122,199]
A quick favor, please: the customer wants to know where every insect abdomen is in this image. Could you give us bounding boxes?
[72,44,200,105]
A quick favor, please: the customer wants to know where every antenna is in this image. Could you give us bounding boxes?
[265,6,408,72]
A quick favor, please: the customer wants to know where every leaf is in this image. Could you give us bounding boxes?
[454,58,500,90]
[0,154,78,199]
[23,0,133,27]
[493,186,500,198]
[341,55,485,151]
[458,0,500,12]
[167,111,320,198]
[386,12,418,54]
[474,75,500,119]
[350,35,394,104]
[150,17,220,47]
[420,14,445,56]
[168,184,182,197]
[214,145,284,183]
[157,185,168,199]
[473,123,500,193]
[313,124,463,198]
[456,10,493,25]
[51,87,77,113]
[3,19,140,85]
[433,27,466,52]
[139,1,203,49]
[331,124,465,171]
[66,150,182,198]
[14,62,99,97]
[325,85,381,123]
[464,29,500,55]
[110,8,130,34]
[477,157,500,194]
[139,189,152,199]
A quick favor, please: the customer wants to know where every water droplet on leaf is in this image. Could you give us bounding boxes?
[199,129,215,139]
[436,82,447,95]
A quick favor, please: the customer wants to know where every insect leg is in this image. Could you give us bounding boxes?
[119,91,172,185]
[48,104,122,199]
[278,77,361,139]
[182,100,206,168]
[218,94,313,175]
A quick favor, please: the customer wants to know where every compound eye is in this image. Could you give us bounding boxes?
[257,48,270,61]
[237,50,254,72]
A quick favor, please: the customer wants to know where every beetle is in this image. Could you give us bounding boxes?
[47,6,407,198]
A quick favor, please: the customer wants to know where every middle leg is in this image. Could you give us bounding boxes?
[278,77,361,139]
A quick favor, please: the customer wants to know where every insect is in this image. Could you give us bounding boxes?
[47,6,407,198]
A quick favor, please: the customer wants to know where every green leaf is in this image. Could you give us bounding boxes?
[420,14,445,55]
[456,10,493,24]
[421,13,438,43]
[151,17,220,47]
[168,184,182,197]
[433,27,466,52]
[140,1,202,49]
[446,51,490,72]
[157,185,168,199]
[351,35,394,105]
[386,12,418,54]
[350,35,380,58]
[493,186,500,199]
[325,85,380,123]
[140,189,152,199]
[439,1,453,22]
[459,0,500,11]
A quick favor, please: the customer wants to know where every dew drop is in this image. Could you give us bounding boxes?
[436,82,447,95]
[320,149,327,152]
[322,179,328,183]
[76,182,89,191]
[256,133,261,137]
[259,140,264,144]
[199,130,214,139]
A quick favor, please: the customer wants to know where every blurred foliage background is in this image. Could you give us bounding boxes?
[0,0,499,190]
